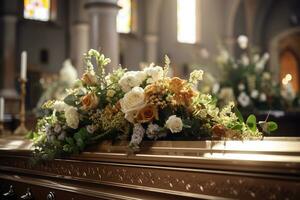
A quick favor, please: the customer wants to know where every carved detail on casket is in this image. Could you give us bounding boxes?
[0,156,299,199]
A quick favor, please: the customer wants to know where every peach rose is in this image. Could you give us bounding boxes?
[169,77,186,94]
[136,105,158,123]
[81,92,99,111]
[81,71,97,86]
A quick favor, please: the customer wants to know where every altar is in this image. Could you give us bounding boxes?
[0,136,300,199]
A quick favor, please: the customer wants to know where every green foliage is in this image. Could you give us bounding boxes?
[246,114,257,132]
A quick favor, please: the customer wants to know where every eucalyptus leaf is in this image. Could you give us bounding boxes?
[266,121,278,132]
[234,107,244,123]
[246,114,257,132]
[64,94,77,107]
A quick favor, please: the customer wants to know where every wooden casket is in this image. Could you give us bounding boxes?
[0,136,300,199]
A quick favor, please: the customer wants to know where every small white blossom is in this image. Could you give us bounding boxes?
[53,101,68,112]
[259,93,267,102]
[144,64,164,83]
[130,124,145,145]
[189,70,204,85]
[165,115,183,133]
[251,90,259,99]
[237,35,248,49]
[238,92,251,107]
[238,83,245,91]
[118,71,147,92]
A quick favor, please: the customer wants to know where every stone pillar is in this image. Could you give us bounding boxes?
[70,23,89,76]
[0,15,18,98]
[85,0,120,70]
[144,0,162,63]
[145,34,158,63]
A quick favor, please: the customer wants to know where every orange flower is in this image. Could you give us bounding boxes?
[211,124,226,139]
[81,92,99,111]
[135,105,158,123]
[169,77,186,94]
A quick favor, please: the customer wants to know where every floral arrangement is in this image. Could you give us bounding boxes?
[35,59,78,115]
[28,49,277,162]
[215,35,299,110]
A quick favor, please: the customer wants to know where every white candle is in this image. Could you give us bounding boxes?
[21,51,27,80]
[0,97,4,122]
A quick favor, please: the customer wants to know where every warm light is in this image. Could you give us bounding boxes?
[24,0,50,21]
[177,0,197,44]
[117,0,131,33]
[282,74,293,85]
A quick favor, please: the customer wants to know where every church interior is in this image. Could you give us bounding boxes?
[0,0,300,199]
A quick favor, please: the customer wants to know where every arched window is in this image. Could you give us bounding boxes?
[280,50,300,92]
[177,0,198,44]
[24,0,51,21]
[117,0,132,34]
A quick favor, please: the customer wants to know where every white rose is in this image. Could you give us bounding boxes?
[120,87,145,114]
[65,106,79,129]
[118,71,146,92]
[144,64,164,83]
[165,115,183,133]
[53,101,69,112]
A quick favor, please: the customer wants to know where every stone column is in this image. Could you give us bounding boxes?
[0,15,18,98]
[69,0,89,76]
[70,23,89,76]
[144,0,162,63]
[85,0,120,71]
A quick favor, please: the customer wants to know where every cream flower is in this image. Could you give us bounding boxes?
[65,106,79,129]
[165,115,183,133]
[189,70,204,85]
[120,87,145,122]
[81,70,97,86]
[118,71,147,92]
[144,64,163,83]
[259,93,267,102]
[53,101,69,112]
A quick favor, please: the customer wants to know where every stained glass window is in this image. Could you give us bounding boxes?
[117,0,131,33]
[177,0,197,44]
[24,0,51,21]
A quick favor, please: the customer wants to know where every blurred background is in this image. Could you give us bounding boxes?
[0,0,300,136]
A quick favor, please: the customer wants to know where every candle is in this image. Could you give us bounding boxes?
[0,97,4,122]
[21,51,27,80]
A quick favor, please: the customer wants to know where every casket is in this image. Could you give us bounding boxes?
[0,136,300,199]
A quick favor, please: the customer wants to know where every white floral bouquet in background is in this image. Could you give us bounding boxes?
[35,59,78,115]
[28,49,277,162]
[215,35,298,111]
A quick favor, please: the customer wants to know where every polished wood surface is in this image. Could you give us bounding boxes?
[0,136,300,199]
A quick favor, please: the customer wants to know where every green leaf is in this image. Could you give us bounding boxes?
[231,123,243,130]
[234,107,244,123]
[246,114,257,132]
[64,94,77,107]
[266,121,278,132]
[65,137,75,146]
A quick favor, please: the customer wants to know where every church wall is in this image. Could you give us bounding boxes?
[157,0,227,77]
[119,0,146,70]
[18,0,69,74]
